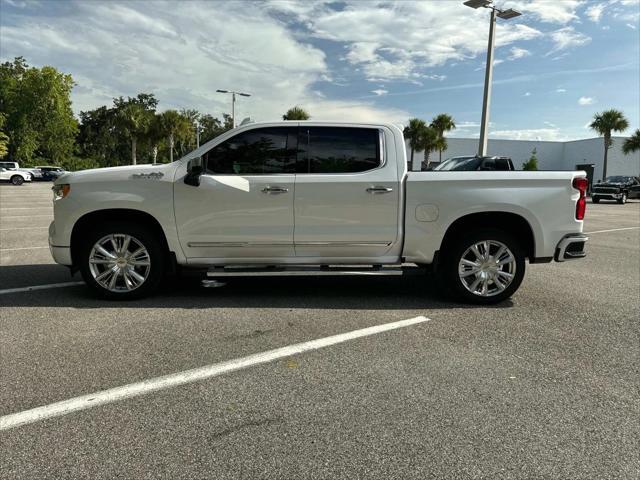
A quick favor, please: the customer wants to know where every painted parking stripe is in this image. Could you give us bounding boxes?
[0,316,430,431]
[1,215,52,219]
[585,227,640,234]
[0,226,49,231]
[0,281,84,295]
[0,246,49,251]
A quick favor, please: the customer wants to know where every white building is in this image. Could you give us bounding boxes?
[412,136,640,185]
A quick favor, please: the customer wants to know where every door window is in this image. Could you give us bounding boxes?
[204,127,297,174]
[297,127,381,173]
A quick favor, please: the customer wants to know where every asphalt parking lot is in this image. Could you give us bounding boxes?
[1,181,639,479]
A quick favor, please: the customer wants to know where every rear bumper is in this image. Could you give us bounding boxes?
[554,234,588,262]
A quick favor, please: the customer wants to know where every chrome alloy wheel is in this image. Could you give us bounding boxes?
[88,234,151,292]
[458,240,516,297]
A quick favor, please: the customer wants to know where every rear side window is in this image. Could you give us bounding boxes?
[297,127,380,173]
[204,127,297,174]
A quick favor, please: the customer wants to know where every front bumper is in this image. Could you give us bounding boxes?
[592,192,623,200]
[48,222,72,265]
[555,234,588,262]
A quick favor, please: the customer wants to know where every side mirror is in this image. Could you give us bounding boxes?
[184,158,204,187]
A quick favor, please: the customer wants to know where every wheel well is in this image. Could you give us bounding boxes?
[438,212,535,261]
[70,209,170,268]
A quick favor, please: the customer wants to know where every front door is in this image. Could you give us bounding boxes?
[293,126,400,259]
[174,126,298,261]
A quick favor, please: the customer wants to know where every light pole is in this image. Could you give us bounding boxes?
[216,89,251,128]
[464,0,521,157]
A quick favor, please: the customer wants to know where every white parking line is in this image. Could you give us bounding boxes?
[0,226,49,231]
[0,316,430,430]
[585,227,640,234]
[0,246,49,251]
[0,281,85,295]
[1,215,52,219]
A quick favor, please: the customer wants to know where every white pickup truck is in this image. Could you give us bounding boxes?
[49,122,589,303]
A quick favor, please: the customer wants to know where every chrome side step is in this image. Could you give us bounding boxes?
[206,265,420,277]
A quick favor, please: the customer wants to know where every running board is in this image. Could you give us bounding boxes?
[206,265,421,277]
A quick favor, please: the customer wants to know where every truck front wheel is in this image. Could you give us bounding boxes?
[440,229,526,304]
[79,223,166,299]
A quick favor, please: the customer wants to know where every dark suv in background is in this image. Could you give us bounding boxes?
[592,176,640,204]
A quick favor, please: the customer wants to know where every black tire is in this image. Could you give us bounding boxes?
[78,222,166,300]
[592,196,599,203]
[617,193,627,205]
[10,175,24,186]
[439,228,526,305]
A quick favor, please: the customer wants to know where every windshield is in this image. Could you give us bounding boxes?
[605,176,632,183]
[433,156,480,171]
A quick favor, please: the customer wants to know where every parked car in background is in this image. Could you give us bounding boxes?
[433,156,515,171]
[0,167,32,185]
[0,161,43,180]
[36,166,67,181]
[592,176,640,204]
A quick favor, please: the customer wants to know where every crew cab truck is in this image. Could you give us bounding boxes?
[49,122,589,304]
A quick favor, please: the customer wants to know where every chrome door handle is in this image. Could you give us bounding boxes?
[261,186,289,194]
[366,186,393,194]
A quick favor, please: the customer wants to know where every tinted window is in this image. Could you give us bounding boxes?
[204,127,297,174]
[298,127,380,173]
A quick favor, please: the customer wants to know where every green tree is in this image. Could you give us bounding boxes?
[283,106,310,120]
[622,128,640,155]
[77,105,120,166]
[159,110,192,162]
[403,118,427,169]
[0,57,78,165]
[590,109,629,180]
[420,126,438,170]
[199,113,233,144]
[522,148,539,171]
[430,113,456,163]
[116,102,153,165]
[0,113,9,159]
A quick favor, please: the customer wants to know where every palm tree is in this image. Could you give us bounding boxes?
[622,128,640,155]
[590,109,629,180]
[283,106,310,120]
[430,114,456,163]
[160,110,192,163]
[420,126,438,170]
[116,103,152,165]
[403,118,427,170]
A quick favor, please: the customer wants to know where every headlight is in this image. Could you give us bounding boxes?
[52,184,70,200]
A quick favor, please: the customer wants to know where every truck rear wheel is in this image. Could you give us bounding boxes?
[440,229,525,304]
[79,222,166,300]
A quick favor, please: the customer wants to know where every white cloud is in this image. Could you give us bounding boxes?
[524,92,532,96]
[508,47,531,60]
[510,0,582,24]
[578,96,595,105]
[585,3,606,22]
[275,0,541,82]
[371,89,388,96]
[556,88,567,93]
[627,23,637,29]
[0,1,408,123]
[548,27,591,54]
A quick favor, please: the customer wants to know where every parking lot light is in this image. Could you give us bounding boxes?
[463,0,522,157]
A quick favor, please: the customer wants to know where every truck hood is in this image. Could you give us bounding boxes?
[55,163,179,185]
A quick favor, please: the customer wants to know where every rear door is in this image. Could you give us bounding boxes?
[174,126,298,260]
[293,126,400,258]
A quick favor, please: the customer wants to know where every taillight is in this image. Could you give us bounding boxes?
[573,177,588,220]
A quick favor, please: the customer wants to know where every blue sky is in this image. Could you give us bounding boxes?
[1,0,638,140]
